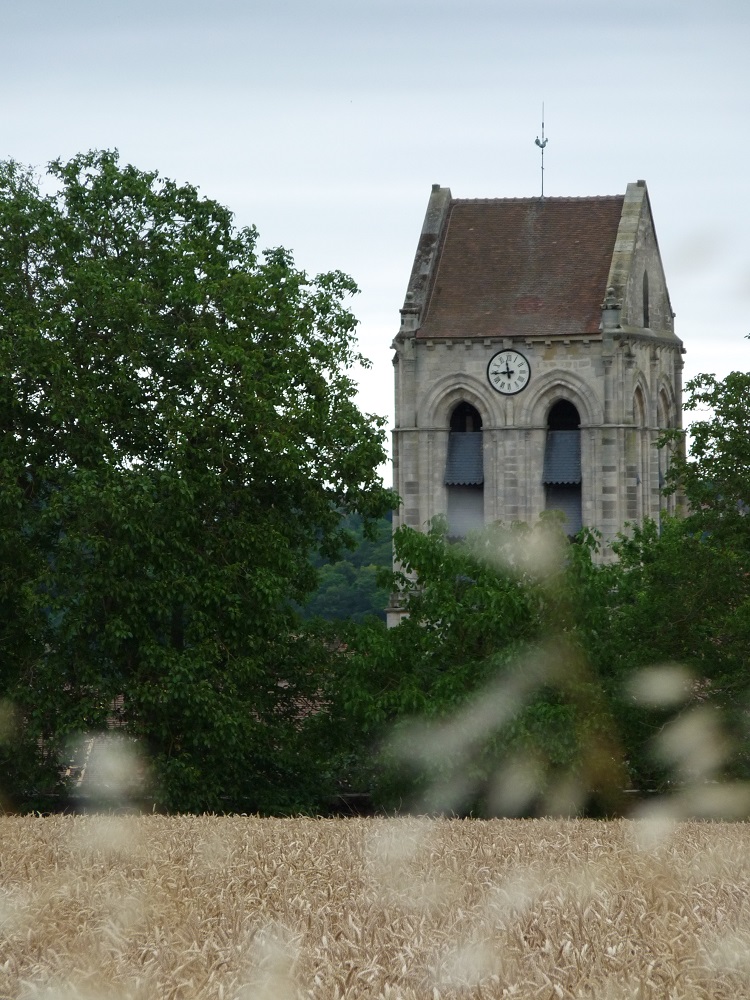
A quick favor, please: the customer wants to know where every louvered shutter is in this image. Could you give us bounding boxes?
[445,432,484,485]
[543,430,581,484]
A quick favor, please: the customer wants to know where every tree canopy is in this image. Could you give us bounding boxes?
[666,369,750,551]
[0,150,393,812]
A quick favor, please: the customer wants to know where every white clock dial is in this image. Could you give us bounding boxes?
[487,350,531,395]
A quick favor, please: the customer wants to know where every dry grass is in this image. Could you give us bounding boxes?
[3,816,750,998]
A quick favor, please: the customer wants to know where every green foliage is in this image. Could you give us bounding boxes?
[319,519,629,815]
[666,368,750,552]
[0,150,394,812]
[323,492,750,814]
[587,517,750,791]
[299,512,392,622]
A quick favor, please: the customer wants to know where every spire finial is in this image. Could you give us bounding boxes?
[534,102,548,200]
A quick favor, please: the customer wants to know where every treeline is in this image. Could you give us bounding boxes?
[298,512,392,623]
[1,151,749,818]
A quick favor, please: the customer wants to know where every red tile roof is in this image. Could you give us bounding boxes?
[417,196,625,339]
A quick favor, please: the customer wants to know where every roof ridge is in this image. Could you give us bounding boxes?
[453,195,624,204]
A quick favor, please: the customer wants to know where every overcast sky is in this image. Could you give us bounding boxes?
[3,0,748,480]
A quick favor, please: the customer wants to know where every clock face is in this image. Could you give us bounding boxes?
[487,350,531,395]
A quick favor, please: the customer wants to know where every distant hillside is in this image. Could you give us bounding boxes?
[300,512,392,622]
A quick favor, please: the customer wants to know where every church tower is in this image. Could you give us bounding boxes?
[389,181,684,618]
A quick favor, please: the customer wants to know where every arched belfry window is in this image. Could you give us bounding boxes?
[543,400,582,536]
[643,271,650,329]
[445,401,484,537]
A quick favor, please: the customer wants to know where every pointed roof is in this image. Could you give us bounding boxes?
[413,194,625,340]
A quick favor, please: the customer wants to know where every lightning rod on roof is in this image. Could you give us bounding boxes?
[534,103,548,200]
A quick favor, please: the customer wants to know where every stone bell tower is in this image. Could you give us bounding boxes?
[388,181,684,621]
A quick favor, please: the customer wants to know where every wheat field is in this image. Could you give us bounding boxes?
[3,815,750,999]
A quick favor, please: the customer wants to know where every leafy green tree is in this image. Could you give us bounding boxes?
[323,519,629,816]
[590,516,750,793]
[323,508,750,815]
[0,150,393,812]
[667,368,750,551]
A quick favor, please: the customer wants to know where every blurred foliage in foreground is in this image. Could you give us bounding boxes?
[325,513,750,817]
[316,366,750,817]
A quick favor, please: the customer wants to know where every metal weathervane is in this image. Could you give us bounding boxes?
[534,103,548,199]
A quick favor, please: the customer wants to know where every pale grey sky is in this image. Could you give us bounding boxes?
[3,0,749,479]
